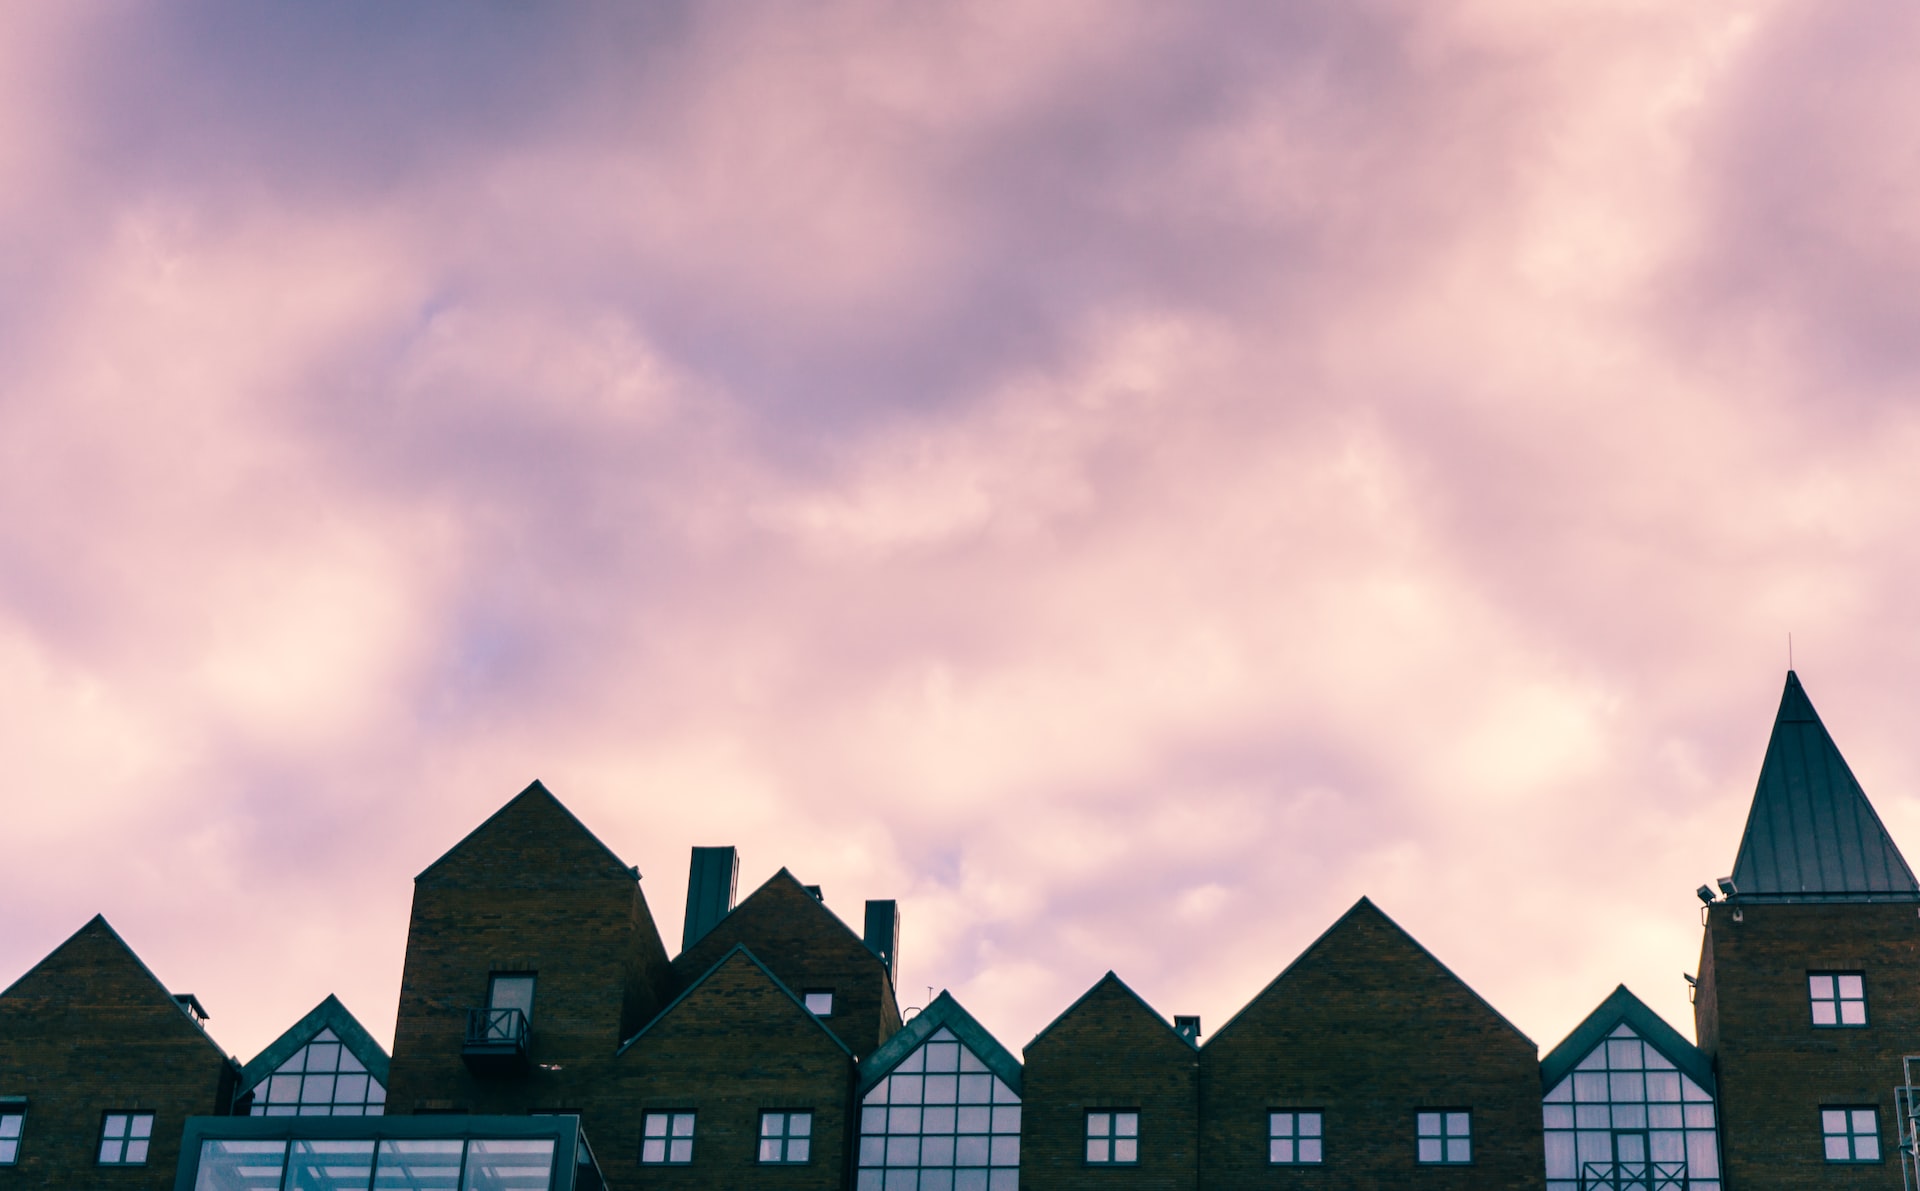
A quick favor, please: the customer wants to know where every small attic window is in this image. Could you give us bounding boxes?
[174,993,209,1026]
[804,990,834,1017]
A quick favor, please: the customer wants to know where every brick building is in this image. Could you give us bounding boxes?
[1,670,1917,1189]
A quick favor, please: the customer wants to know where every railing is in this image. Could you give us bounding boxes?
[1580,1160,1687,1190]
[462,1008,529,1073]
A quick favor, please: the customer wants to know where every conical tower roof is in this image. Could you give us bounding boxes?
[1727,672,1919,901]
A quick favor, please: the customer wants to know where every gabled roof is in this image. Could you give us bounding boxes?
[415,780,634,885]
[239,994,391,1092]
[616,944,854,1060]
[1728,672,1920,901]
[1540,985,1713,1096]
[674,867,875,966]
[1024,971,1194,1053]
[1205,897,1534,1051]
[0,915,234,1065]
[858,991,1022,1097]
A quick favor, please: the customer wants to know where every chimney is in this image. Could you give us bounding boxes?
[1174,1015,1201,1044]
[864,900,900,983]
[682,846,738,951]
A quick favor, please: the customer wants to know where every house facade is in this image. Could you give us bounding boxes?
[0,671,1915,1189]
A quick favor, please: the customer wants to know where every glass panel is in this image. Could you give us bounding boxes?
[1838,975,1864,999]
[463,1139,554,1191]
[488,976,536,1023]
[374,1139,463,1191]
[287,1139,375,1191]
[1809,974,1835,998]
[1841,1000,1867,1025]
[195,1139,288,1191]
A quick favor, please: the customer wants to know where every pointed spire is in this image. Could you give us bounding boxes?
[1728,672,1920,900]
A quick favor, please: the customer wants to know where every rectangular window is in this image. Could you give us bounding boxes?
[0,1111,20,1164]
[1085,1111,1139,1164]
[1269,1111,1323,1164]
[641,1111,695,1164]
[1417,1110,1471,1164]
[98,1112,153,1165]
[1810,972,1867,1027]
[488,973,536,1023]
[759,1111,812,1164]
[804,990,835,1016]
[1822,1107,1881,1162]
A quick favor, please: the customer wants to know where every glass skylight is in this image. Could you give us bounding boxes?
[857,1027,1020,1191]
[250,1029,387,1117]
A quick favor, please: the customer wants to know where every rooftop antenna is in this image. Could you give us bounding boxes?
[1789,632,1795,671]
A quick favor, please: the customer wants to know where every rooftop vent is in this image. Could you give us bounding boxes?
[804,884,824,901]
[682,846,739,951]
[1174,1015,1201,1044]
[173,993,210,1026]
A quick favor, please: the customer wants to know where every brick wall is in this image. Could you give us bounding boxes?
[0,917,236,1190]
[1199,898,1543,1190]
[1020,972,1199,1191]
[1697,899,1920,1189]
[605,948,854,1191]
[674,871,900,1060]
[385,781,676,1152]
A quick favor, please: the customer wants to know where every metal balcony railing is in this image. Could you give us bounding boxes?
[462,1007,529,1074]
[1580,1160,1688,1190]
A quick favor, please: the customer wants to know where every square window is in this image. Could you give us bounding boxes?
[0,1111,21,1165]
[1269,1110,1323,1164]
[640,1111,695,1164]
[1810,972,1867,1027]
[759,1111,813,1164]
[1822,1106,1881,1162]
[98,1112,153,1165]
[1085,1110,1139,1164]
[804,990,835,1017]
[1417,1110,1471,1164]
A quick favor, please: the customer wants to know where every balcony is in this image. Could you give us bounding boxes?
[1580,1160,1688,1190]
[462,1007,530,1075]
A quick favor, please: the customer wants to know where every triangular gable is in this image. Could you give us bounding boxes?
[1729,671,1920,900]
[0,915,232,1064]
[1540,985,1713,1096]
[858,991,1022,1096]
[1206,897,1534,1051]
[673,868,879,968]
[1024,971,1193,1053]
[415,780,633,886]
[615,944,854,1059]
[239,994,391,1091]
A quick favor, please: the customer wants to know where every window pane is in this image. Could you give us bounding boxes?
[1087,1140,1107,1163]
[463,1138,554,1191]
[286,1139,374,1191]
[195,1140,287,1191]
[1087,1113,1108,1138]
[1113,1138,1136,1163]
[374,1140,463,1191]
[1826,1137,1852,1160]
[1838,974,1864,999]
[1299,1113,1321,1137]
[1809,975,1834,998]
[1841,1001,1867,1025]
[1298,1139,1322,1163]
[1858,1135,1881,1161]
[1812,1001,1838,1025]
[1115,1113,1137,1137]
[1418,1139,1442,1162]
[1417,1113,1440,1135]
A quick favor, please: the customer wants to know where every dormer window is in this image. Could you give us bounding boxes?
[1810,973,1866,1027]
[804,990,834,1017]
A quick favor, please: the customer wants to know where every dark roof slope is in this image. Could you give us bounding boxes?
[0,915,232,1063]
[1728,671,1920,901]
[239,994,391,1092]
[858,991,1022,1097]
[615,944,853,1059]
[415,780,634,888]
[1024,971,1193,1053]
[1540,984,1713,1095]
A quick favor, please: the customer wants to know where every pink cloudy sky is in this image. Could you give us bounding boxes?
[6,0,1920,1068]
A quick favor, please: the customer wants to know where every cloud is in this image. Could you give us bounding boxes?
[3,0,1918,1067]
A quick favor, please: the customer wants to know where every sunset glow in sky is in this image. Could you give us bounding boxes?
[6,0,1920,1068]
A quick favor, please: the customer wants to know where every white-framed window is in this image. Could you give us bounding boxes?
[0,1110,21,1164]
[1417,1110,1470,1164]
[1269,1110,1323,1164]
[1822,1107,1881,1162]
[804,990,835,1017]
[1085,1111,1138,1164]
[640,1111,695,1164]
[1810,973,1867,1027]
[98,1112,154,1165]
[759,1111,813,1164]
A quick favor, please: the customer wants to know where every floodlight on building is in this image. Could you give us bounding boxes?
[1696,885,1715,905]
[1717,877,1738,898]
